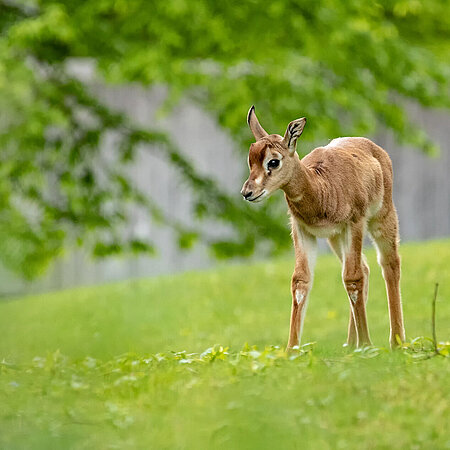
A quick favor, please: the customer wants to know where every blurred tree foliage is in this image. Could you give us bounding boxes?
[0,0,449,278]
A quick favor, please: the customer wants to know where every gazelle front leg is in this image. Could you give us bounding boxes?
[287,223,317,350]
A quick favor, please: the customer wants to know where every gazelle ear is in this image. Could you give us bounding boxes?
[247,105,268,140]
[282,118,306,155]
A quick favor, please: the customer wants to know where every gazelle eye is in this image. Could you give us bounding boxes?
[267,159,280,169]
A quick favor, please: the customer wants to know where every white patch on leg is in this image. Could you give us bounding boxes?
[295,291,305,305]
[350,290,359,303]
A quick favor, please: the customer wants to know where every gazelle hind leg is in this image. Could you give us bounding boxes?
[328,235,355,347]
[342,222,372,347]
[328,234,370,347]
[369,210,405,347]
[348,255,370,346]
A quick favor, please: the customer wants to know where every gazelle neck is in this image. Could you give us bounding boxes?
[282,156,317,204]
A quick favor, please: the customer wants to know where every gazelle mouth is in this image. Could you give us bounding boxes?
[248,191,266,202]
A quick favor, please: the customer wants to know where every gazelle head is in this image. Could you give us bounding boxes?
[241,106,306,202]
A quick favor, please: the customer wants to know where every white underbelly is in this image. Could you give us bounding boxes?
[294,196,382,239]
[302,222,345,238]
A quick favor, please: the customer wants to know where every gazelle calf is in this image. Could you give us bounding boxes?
[241,106,405,349]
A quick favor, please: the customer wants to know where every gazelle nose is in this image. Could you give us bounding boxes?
[243,191,253,199]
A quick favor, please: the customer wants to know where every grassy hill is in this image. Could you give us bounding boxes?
[1,240,449,449]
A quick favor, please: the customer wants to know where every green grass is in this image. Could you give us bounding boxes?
[1,240,449,449]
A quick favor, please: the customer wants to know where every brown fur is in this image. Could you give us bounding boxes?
[241,107,405,349]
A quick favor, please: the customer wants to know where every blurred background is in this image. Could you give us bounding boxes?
[0,0,449,296]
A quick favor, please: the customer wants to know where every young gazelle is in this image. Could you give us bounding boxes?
[241,106,405,349]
